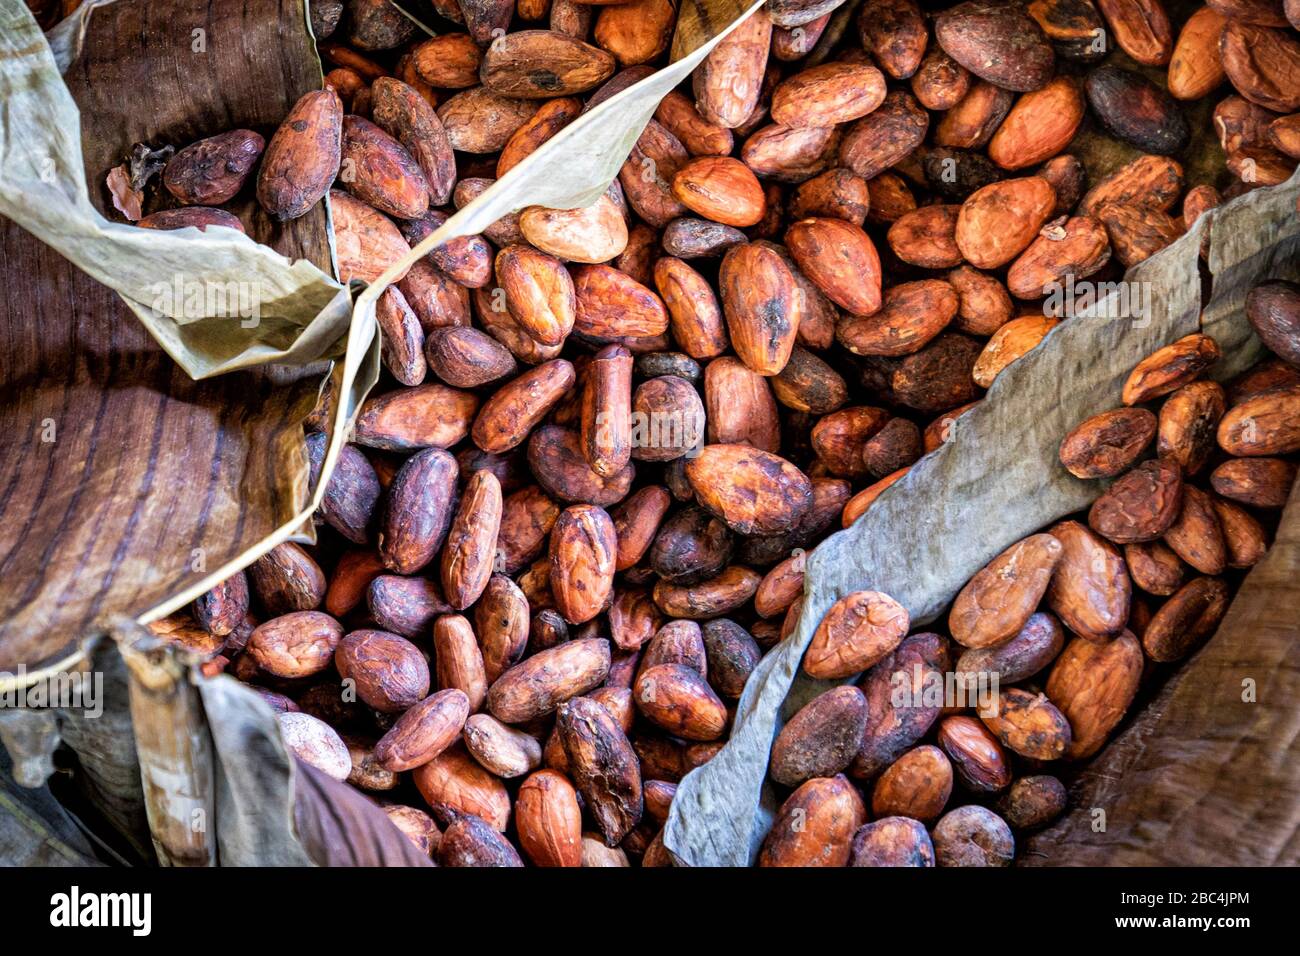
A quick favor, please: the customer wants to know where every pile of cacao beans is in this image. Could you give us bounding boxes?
[108,0,1300,866]
[758,280,1300,867]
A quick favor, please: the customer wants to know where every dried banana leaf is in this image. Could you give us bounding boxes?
[663,172,1300,867]
[0,0,351,378]
[197,647,434,866]
[0,0,371,679]
[0,744,101,866]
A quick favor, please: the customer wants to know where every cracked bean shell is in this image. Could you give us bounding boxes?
[1080,154,1184,216]
[1045,631,1143,759]
[759,775,866,867]
[804,589,910,679]
[935,2,1056,92]
[1141,575,1230,662]
[165,129,264,206]
[685,444,813,535]
[634,662,729,740]
[558,696,644,847]
[770,685,869,786]
[851,633,951,779]
[1220,21,1300,113]
[487,637,612,723]
[980,688,1072,760]
[335,629,430,713]
[1046,519,1131,642]
[956,176,1057,269]
[1088,458,1184,544]
[1059,407,1157,479]
[1094,201,1183,268]
[374,688,470,772]
[872,745,955,819]
[249,611,343,679]
[892,333,984,412]
[549,505,618,625]
[949,534,1063,648]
